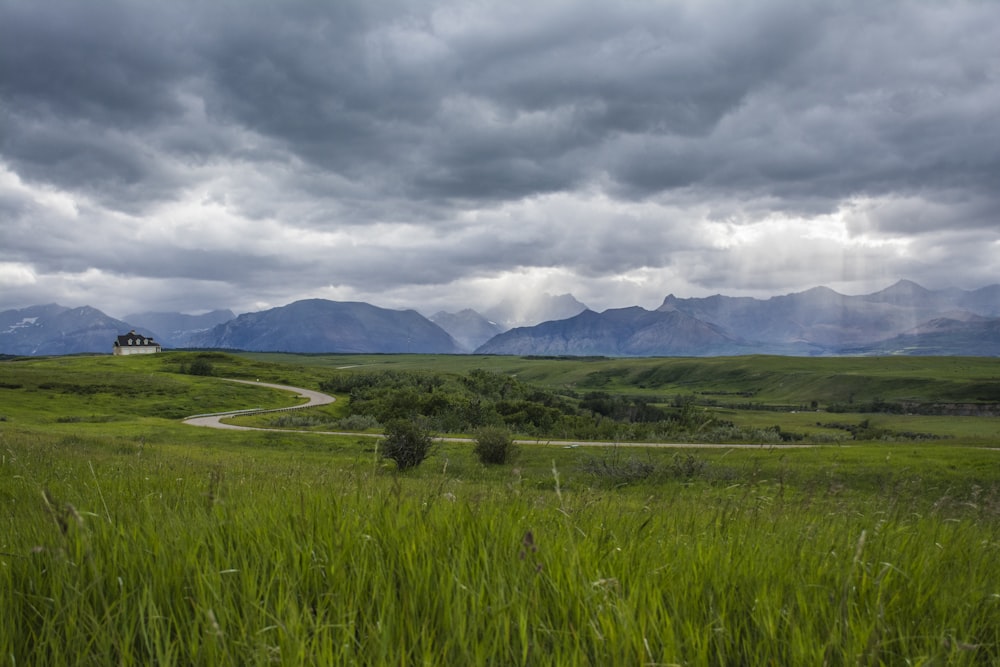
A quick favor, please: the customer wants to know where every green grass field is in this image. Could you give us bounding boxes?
[2,352,999,665]
[237,352,1000,404]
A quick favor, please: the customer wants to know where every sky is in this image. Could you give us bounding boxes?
[1,0,998,319]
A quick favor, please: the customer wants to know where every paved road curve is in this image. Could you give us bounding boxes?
[182,379,337,430]
[182,379,815,449]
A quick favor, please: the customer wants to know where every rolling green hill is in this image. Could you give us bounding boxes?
[236,352,1000,405]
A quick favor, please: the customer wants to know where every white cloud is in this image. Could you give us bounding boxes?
[0,262,37,287]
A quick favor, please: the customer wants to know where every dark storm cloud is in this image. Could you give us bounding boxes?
[1,0,998,314]
[3,0,996,211]
[0,2,187,124]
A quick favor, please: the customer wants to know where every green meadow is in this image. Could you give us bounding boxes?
[2,352,999,665]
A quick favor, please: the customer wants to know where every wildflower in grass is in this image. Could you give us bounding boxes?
[521,530,536,557]
[520,530,543,572]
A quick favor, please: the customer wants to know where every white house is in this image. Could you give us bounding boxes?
[113,330,161,355]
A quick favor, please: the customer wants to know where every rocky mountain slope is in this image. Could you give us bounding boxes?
[476,307,748,356]
[0,304,149,356]
[658,280,1000,348]
[189,299,461,354]
[843,315,1000,356]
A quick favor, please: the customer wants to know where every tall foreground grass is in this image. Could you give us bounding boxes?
[2,432,999,665]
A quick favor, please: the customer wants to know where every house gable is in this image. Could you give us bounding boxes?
[113,330,161,355]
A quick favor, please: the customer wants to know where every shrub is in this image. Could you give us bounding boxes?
[336,414,382,431]
[579,451,657,485]
[267,413,330,428]
[188,358,214,376]
[667,453,707,479]
[381,419,434,471]
[473,426,517,465]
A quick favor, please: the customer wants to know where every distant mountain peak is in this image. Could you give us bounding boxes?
[484,292,588,329]
[796,285,842,297]
[873,279,930,296]
[429,308,504,352]
[658,294,679,312]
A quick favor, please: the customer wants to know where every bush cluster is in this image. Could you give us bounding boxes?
[473,426,517,465]
[320,370,786,443]
[187,358,214,376]
[380,419,434,471]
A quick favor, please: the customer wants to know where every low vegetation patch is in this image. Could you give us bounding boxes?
[580,451,717,486]
[820,418,944,441]
[319,370,822,443]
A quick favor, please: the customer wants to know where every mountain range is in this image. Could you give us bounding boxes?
[1,280,998,357]
[477,280,1000,356]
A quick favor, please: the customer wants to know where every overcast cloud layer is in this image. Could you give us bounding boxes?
[1,0,998,318]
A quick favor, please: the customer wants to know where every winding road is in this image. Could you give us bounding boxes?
[182,378,814,449]
[182,379,338,430]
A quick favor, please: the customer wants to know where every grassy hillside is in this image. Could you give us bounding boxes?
[2,352,999,664]
[239,352,1000,404]
[0,353,319,423]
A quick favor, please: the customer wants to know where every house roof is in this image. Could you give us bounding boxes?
[114,330,159,347]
